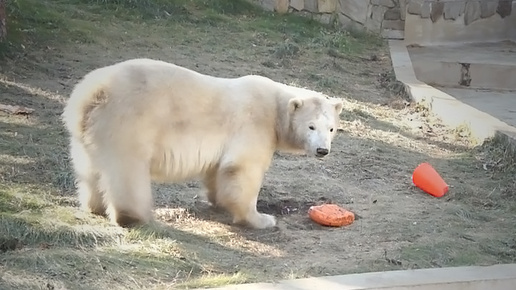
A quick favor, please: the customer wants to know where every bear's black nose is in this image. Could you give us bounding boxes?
[316,148,329,156]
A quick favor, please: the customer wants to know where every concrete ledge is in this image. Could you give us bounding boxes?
[205,264,516,290]
[388,39,516,150]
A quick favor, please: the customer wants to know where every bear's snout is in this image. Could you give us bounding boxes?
[316,148,329,157]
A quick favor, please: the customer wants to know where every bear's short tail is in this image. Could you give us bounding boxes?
[62,66,114,141]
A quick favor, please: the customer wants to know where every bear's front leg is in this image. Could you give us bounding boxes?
[215,164,276,229]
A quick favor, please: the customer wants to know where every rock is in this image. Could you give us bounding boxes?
[318,13,334,24]
[318,0,337,13]
[407,0,423,15]
[480,1,497,18]
[382,19,405,30]
[443,1,465,20]
[258,0,275,11]
[365,5,387,31]
[430,1,444,23]
[464,0,481,25]
[371,0,395,8]
[370,5,388,23]
[275,0,289,13]
[304,0,318,12]
[400,0,407,20]
[497,0,512,18]
[290,0,304,11]
[339,0,369,24]
[420,1,431,18]
[338,12,366,31]
[384,8,401,20]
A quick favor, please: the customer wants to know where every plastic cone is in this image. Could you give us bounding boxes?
[412,163,449,197]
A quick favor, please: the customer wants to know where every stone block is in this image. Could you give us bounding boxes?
[275,0,289,13]
[290,0,304,11]
[365,18,382,31]
[382,19,405,30]
[400,0,407,20]
[420,2,431,18]
[480,1,497,18]
[318,0,337,13]
[258,0,276,11]
[407,0,423,15]
[430,1,444,23]
[339,0,369,24]
[304,0,318,12]
[365,4,386,31]
[318,13,335,24]
[371,0,395,8]
[464,0,481,25]
[443,1,465,20]
[369,4,388,23]
[384,8,401,20]
[338,12,366,31]
[497,0,512,18]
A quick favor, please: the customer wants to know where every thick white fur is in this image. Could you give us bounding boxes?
[62,58,343,229]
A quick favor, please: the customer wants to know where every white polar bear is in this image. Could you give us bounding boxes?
[62,58,343,229]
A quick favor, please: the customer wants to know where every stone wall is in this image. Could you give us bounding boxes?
[405,0,516,45]
[248,0,516,42]
[247,0,407,38]
[407,0,513,25]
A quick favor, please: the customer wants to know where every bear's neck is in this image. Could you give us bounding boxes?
[274,95,306,155]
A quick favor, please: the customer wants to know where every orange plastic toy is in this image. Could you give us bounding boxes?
[412,162,449,197]
[308,204,355,227]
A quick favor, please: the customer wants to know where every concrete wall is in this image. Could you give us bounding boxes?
[247,0,407,38]
[404,0,516,45]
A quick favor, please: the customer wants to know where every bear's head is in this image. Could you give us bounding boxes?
[288,96,343,158]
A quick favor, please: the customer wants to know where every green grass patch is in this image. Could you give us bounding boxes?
[1,0,384,59]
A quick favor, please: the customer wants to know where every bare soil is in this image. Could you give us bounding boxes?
[1,2,515,289]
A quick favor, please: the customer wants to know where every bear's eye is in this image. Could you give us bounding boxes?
[330,128,334,132]
[309,125,315,131]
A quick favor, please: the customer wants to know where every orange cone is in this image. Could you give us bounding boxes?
[412,163,449,197]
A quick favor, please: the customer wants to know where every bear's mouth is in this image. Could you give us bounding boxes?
[315,153,327,158]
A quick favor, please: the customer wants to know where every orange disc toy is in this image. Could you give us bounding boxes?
[308,204,355,227]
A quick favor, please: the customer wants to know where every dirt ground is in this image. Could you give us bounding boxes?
[1,2,515,289]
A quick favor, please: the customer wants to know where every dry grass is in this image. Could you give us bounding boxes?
[1,0,516,289]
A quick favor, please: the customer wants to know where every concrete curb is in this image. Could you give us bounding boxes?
[388,39,516,154]
[203,264,516,290]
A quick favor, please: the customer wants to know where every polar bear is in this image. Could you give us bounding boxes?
[62,58,343,229]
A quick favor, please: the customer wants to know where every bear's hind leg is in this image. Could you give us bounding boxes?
[215,164,276,229]
[70,138,106,216]
[98,156,154,228]
[202,166,219,206]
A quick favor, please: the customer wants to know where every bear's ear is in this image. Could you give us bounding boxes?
[288,98,303,114]
[334,100,343,114]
